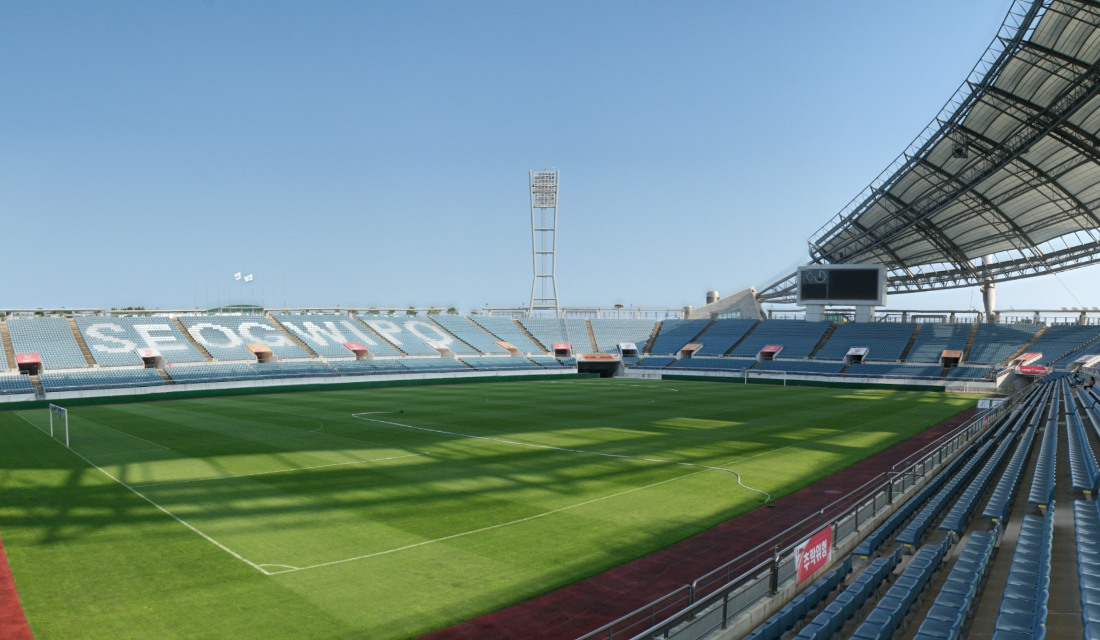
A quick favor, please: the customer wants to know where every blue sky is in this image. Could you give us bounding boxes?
[4,1,1095,314]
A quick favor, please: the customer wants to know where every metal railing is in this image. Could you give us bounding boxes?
[575,384,1028,640]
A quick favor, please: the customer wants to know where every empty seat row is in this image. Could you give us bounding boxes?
[1027,325,1100,365]
[528,355,570,368]
[74,316,207,366]
[968,323,1042,365]
[6,317,90,370]
[815,322,918,362]
[854,448,976,558]
[731,320,832,359]
[0,374,35,396]
[692,318,758,356]
[251,361,342,378]
[326,359,417,375]
[851,536,951,640]
[459,356,543,371]
[743,556,852,640]
[939,429,1017,534]
[753,360,847,375]
[39,368,167,392]
[356,315,476,357]
[1027,397,1059,508]
[271,314,403,358]
[1067,405,1100,495]
[1075,500,1100,638]
[519,318,594,354]
[1081,387,1100,433]
[896,439,996,547]
[431,315,511,355]
[911,528,999,640]
[906,324,971,363]
[666,357,757,372]
[990,512,1053,640]
[944,364,996,380]
[469,316,546,353]
[587,318,658,354]
[979,385,1047,521]
[791,549,901,640]
[646,319,712,355]
[981,427,1037,522]
[165,363,264,383]
[842,363,944,380]
[634,356,676,369]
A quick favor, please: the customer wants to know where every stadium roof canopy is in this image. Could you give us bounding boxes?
[758,0,1100,303]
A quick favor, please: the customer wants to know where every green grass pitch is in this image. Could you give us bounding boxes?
[0,379,975,639]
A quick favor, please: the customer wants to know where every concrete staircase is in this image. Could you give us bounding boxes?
[350,316,407,355]
[585,321,598,354]
[173,317,214,361]
[0,321,17,370]
[67,317,97,367]
[898,323,922,361]
[268,316,318,357]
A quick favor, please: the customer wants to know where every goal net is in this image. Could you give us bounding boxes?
[48,404,70,447]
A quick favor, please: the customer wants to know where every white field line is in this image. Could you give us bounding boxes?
[356,413,770,494]
[353,412,773,501]
[256,418,404,449]
[16,412,271,576]
[132,452,422,488]
[275,407,910,574]
[84,447,177,461]
[263,466,710,574]
[75,419,171,453]
[547,380,681,392]
[14,401,907,578]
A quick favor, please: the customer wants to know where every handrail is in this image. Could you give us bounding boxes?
[889,382,1031,474]
[573,585,692,640]
[689,470,890,599]
[574,382,1031,640]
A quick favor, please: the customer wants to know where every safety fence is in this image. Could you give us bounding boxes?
[575,384,1027,640]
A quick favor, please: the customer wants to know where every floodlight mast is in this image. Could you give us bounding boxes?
[529,170,560,316]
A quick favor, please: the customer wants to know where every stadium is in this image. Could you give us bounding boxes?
[4,1,1100,640]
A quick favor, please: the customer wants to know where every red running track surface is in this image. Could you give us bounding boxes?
[418,407,977,640]
[0,533,34,640]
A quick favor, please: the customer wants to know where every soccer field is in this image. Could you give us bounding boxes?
[0,379,975,639]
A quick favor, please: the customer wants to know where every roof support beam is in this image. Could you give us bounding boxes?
[816,57,1100,263]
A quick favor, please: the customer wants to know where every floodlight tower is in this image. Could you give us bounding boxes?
[529,170,560,315]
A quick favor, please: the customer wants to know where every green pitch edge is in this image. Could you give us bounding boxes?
[661,374,943,392]
[0,373,597,412]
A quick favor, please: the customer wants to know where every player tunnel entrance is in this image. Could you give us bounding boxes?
[576,353,622,378]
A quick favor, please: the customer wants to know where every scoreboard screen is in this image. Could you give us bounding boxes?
[797,265,887,305]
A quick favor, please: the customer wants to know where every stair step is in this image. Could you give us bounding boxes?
[67,317,97,367]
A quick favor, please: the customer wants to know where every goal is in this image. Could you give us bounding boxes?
[49,404,70,447]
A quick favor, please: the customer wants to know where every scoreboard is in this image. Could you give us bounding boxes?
[797,264,887,305]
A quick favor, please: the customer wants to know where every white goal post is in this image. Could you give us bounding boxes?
[49,404,70,447]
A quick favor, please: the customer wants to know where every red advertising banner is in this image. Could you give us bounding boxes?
[1018,365,1050,376]
[795,527,833,585]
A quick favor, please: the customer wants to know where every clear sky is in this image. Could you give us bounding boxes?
[4,1,1095,314]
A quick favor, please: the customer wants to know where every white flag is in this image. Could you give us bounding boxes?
[234,272,242,280]
[244,274,253,282]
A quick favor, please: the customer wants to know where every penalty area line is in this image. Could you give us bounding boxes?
[263,467,707,575]
[352,413,772,503]
[132,452,423,488]
[15,413,272,576]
